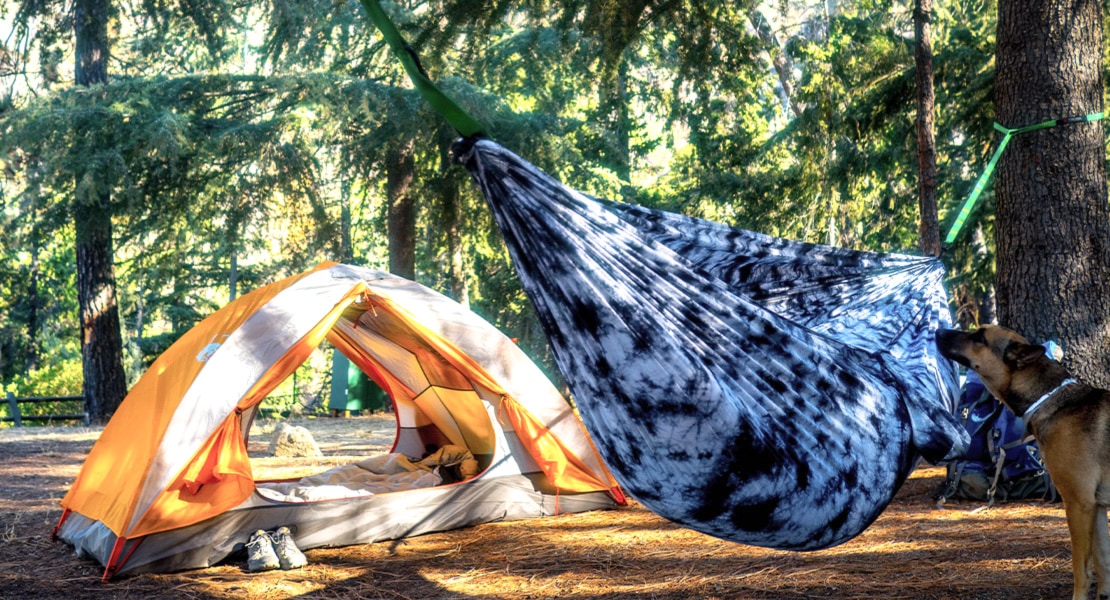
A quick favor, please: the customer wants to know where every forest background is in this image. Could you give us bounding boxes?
[0,0,1093,418]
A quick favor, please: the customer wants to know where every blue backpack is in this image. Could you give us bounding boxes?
[935,372,1058,505]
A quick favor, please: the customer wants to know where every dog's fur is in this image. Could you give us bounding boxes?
[937,325,1110,600]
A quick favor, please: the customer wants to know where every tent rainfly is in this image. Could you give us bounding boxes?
[54,262,624,579]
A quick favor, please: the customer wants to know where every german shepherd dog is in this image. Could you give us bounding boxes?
[937,325,1110,600]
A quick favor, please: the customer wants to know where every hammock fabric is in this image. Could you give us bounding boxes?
[455,137,969,550]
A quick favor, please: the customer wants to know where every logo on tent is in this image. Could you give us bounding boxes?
[196,335,229,363]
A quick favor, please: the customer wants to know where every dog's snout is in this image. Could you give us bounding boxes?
[935,329,970,366]
[936,328,959,349]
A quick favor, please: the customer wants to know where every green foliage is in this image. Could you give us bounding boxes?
[260,346,334,415]
[0,0,1013,396]
[4,338,82,397]
[0,216,77,382]
[1,339,83,427]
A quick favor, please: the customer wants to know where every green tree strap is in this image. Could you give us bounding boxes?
[359,0,488,138]
[944,112,1104,245]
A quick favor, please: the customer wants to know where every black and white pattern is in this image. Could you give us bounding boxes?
[455,138,968,550]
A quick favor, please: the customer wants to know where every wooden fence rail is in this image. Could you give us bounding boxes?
[3,392,88,427]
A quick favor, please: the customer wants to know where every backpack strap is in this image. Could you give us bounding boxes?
[934,461,965,506]
[985,445,1006,507]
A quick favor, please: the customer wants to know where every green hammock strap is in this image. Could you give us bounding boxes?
[944,112,1104,245]
[359,0,488,138]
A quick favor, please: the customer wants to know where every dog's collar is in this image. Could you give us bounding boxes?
[1021,378,1078,419]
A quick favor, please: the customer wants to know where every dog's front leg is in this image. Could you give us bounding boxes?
[1067,499,1098,600]
[1092,506,1110,600]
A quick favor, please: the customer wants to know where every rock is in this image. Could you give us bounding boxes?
[268,423,322,458]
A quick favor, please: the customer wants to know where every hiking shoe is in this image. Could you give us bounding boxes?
[246,530,280,572]
[271,526,307,570]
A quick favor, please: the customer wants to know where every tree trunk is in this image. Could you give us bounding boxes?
[75,0,127,423]
[913,0,940,257]
[386,138,416,280]
[603,60,632,200]
[994,0,1110,385]
[340,166,353,264]
[26,222,40,371]
[75,0,108,86]
[748,8,801,118]
[75,200,127,422]
[590,0,646,202]
[438,127,468,306]
[228,247,238,301]
[171,276,189,332]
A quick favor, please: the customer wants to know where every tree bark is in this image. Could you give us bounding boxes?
[386,138,416,280]
[913,0,940,257]
[26,223,40,371]
[75,0,127,423]
[339,166,353,264]
[75,199,127,423]
[438,127,469,306]
[994,0,1110,385]
[75,0,108,86]
[598,59,633,200]
[228,247,238,301]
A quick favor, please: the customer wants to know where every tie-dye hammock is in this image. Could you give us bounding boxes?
[455,137,968,550]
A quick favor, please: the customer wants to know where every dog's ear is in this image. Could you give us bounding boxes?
[1003,342,1046,370]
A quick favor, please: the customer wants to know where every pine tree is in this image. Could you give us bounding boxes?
[993,0,1110,385]
[74,0,127,423]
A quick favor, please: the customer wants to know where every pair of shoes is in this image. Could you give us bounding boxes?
[246,530,280,572]
[246,527,307,571]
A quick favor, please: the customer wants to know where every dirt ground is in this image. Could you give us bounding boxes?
[0,414,1074,599]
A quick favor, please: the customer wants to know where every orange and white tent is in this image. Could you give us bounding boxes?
[55,262,623,578]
